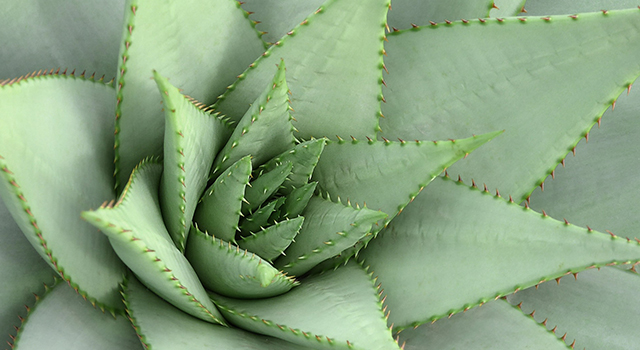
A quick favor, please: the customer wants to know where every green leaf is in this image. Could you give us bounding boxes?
[124,277,305,350]
[185,226,298,299]
[262,139,326,195]
[12,281,141,350]
[114,0,265,190]
[239,0,324,44]
[387,0,493,29]
[507,267,640,350]
[154,71,232,251]
[0,74,126,311]
[279,182,317,219]
[243,161,293,215]
[523,0,640,15]
[194,157,252,244]
[379,10,640,202]
[240,198,285,234]
[211,262,399,350]
[398,299,568,350]
[359,176,640,330]
[274,196,387,277]
[489,0,526,17]
[312,131,501,227]
[213,0,390,139]
[238,217,303,262]
[82,160,224,325]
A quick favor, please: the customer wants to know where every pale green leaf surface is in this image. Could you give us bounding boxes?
[262,139,326,195]
[489,0,526,17]
[387,0,493,29]
[523,0,640,15]
[359,176,640,330]
[13,282,141,350]
[194,157,252,243]
[312,131,500,227]
[0,0,124,80]
[240,198,285,234]
[211,262,399,350]
[243,161,293,214]
[240,0,325,44]
[82,161,224,325]
[398,299,568,350]
[280,182,316,218]
[0,74,126,310]
[124,277,305,350]
[185,226,297,299]
[115,0,265,190]
[155,71,232,251]
[213,0,390,140]
[507,267,640,350]
[238,217,303,262]
[380,10,640,202]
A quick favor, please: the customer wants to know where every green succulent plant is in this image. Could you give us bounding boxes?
[2,0,640,349]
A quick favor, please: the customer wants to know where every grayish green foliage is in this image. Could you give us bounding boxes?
[238,217,303,262]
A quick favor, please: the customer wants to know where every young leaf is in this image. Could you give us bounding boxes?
[261,138,326,195]
[242,161,293,215]
[238,217,303,262]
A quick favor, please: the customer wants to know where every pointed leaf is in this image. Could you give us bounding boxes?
[194,157,251,243]
[359,177,640,330]
[489,0,526,17]
[275,196,387,276]
[214,0,390,139]
[243,161,293,214]
[211,61,295,178]
[380,10,640,201]
[262,139,326,195]
[124,277,305,350]
[387,0,493,29]
[82,160,224,325]
[238,217,303,262]
[154,71,232,251]
[312,131,501,227]
[279,182,317,219]
[0,74,126,310]
[211,262,399,350]
[185,226,298,299]
[240,198,285,234]
[523,0,640,15]
[239,0,324,44]
[114,0,265,189]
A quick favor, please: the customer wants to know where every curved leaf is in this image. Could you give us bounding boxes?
[387,0,493,29]
[243,161,293,214]
[262,138,326,195]
[240,198,285,234]
[523,0,640,15]
[238,217,303,262]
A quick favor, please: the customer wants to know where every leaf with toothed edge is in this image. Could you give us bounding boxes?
[154,70,232,252]
[238,216,303,262]
[82,159,225,325]
[274,196,387,277]
[279,182,317,219]
[242,161,293,215]
[523,0,640,16]
[124,277,306,350]
[211,60,295,179]
[210,262,399,350]
[213,0,391,140]
[0,73,126,311]
[114,0,265,191]
[240,198,286,234]
[194,157,252,244]
[262,138,326,195]
[386,0,495,30]
[489,0,526,17]
[359,176,640,330]
[185,226,298,299]
[379,9,640,203]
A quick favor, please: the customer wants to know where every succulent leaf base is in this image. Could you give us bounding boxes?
[2,0,640,349]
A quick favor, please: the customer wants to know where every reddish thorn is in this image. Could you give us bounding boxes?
[561,158,566,167]
[540,182,544,191]
[628,83,633,95]
[520,6,527,13]
[392,27,399,32]
[509,195,514,203]
[524,201,529,209]
[572,146,576,156]
[585,132,589,143]
[131,5,136,15]
[564,218,570,225]
[606,230,615,237]
[445,20,452,24]
[555,277,561,285]
[492,2,499,9]
[612,100,616,111]
[551,169,555,179]
[429,21,437,26]
[542,210,547,217]
[601,9,609,14]
[471,179,477,188]
[586,225,593,232]
[411,23,418,28]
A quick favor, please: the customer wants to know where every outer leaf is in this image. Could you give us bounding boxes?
[0,74,126,310]
[359,177,640,330]
[523,0,640,15]
[262,139,326,195]
[213,0,390,139]
[185,226,298,299]
[154,71,232,251]
[507,267,640,350]
[398,300,568,350]
[380,10,640,202]
[12,281,140,350]
[82,160,224,325]
[238,217,304,262]
[387,0,493,29]
[114,0,265,189]
[211,262,399,350]
[242,161,293,214]
[312,131,501,227]
[124,277,305,350]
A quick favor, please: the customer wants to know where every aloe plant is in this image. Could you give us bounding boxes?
[2,0,640,349]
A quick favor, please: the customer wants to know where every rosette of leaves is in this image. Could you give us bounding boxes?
[2,0,640,349]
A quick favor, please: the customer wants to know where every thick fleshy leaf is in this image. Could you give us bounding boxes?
[11,281,140,350]
[124,277,304,349]
[359,176,640,330]
[242,161,292,214]
[240,198,284,234]
[312,131,501,227]
[82,160,224,325]
[523,0,640,15]
[387,0,493,29]
[239,0,324,44]
[275,196,387,277]
[154,71,232,251]
[262,139,326,195]
[194,157,252,243]
[0,74,126,310]
[185,226,298,299]
[211,61,295,178]
[279,182,316,219]
[211,262,399,350]
[213,0,390,139]
[398,300,568,350]
[380,10,640,202]
[114,0,265,190]
[489,0,526,17]
[0,0,125,80]
[0,199,56,348]
[238,217,303,262]
[507,267,640,350]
